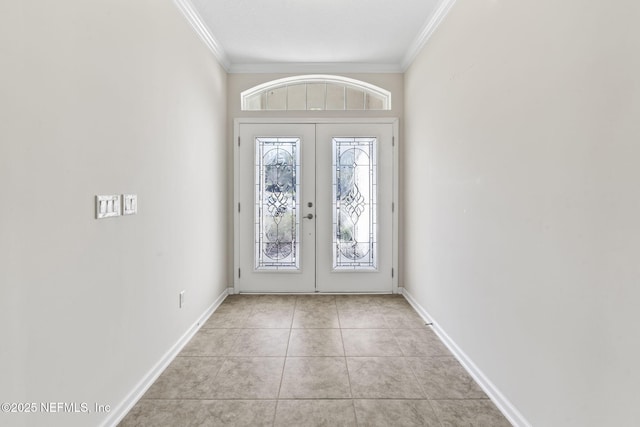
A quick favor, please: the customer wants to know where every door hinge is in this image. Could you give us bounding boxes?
[392,136,395,147]
[238,268,241,279]
[392,202,394,212]
[392,268,394,278]
[238,203,241,213]
[238,136,240,147]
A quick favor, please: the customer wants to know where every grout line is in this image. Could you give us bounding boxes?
[390,321,408,358]
[336,297,359,426]
[405,355,445,427]
[273,296,297,426]
[272,399,280,427]
[208,304,240,404]
[351,398,359,427]
[273,297,296,407]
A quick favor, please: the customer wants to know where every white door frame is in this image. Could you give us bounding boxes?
[233,117,399,294]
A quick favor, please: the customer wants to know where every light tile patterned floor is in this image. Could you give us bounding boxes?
[119,295,511,426]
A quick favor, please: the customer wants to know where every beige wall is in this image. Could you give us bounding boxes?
[226,73,404,287]
[0,1,227,425]
[404,0,640,426]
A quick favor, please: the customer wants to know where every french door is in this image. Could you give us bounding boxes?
[234,120,397,293]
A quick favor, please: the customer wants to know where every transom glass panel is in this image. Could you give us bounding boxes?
[241,75,391,111]
[255,138,300,270]
[332,137,377,270]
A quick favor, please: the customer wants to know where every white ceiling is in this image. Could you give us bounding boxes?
[183,0,453,73]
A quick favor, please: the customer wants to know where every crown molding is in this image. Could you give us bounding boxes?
[174,0,454,75]
[401,0,458,71]
[173,0,231,71]
[228,62,404,74]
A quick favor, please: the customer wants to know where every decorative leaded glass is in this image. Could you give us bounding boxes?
[255,138,300,270]
[332,138,377,270]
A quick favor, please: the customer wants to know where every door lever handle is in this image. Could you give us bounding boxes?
[304,213,314,219]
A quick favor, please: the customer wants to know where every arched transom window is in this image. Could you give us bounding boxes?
[241,75,391,111]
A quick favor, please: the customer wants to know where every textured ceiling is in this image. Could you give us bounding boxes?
[188,0,443,72]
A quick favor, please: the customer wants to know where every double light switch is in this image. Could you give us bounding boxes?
[95,194,137,219]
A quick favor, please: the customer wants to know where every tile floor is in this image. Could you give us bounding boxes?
[119,295,511,426]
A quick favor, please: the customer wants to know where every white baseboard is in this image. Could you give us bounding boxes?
[402,289,531,427]
[101,288,229,427]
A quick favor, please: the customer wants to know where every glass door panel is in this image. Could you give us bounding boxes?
[333,137,378,270]
[255,138,300,270]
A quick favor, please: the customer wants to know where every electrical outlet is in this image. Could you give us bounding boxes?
[179,290,185,308]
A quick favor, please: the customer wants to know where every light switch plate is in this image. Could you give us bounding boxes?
[122,194,137,215]
[96,195,121,219]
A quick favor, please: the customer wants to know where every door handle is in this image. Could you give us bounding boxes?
[304,213,314,219]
